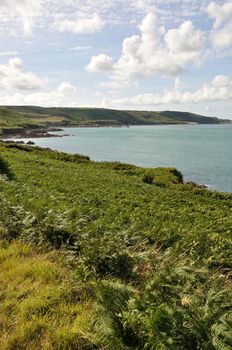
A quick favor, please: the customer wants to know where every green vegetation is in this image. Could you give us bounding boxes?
[0,107,41,130]
[0,106,230,136]
[0,142,231,349]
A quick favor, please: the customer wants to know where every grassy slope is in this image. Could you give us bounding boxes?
[0,107,40,130]
[0,107,65,134]
[0,143,231,349]
[0,106,230,135]
[0,241,92,350]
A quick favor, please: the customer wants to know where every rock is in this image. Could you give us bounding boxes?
[185,181,207,189]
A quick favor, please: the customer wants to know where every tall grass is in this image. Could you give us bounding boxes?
[0,142,231,349]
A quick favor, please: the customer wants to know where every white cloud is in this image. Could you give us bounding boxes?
[212,74,231,87]
[206,1,232,49]
[103,75,232,107]
[211,22,232,48]
[0,0,231,118]
[57,81,76,94]
[87,12,206,91]
[69,46,91,51]
[53,13,104,34]
[86,54,113,72]
[0,81,76,107]
[0,51,19,57]
[206,1,232,28]
[0,0,211,38]
[98,79,130,90]
[0,0,41,35]
[0,57,45,91]
[112,12,180,80]
[164,21,205,65]
[133,0,156,12]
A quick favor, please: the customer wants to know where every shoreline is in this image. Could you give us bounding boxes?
[1,121,232,140]
[0,139,212,192]
[0,127,66,140]
[1,138,231,193]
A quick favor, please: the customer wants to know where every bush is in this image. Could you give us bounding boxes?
[0,156,14,180]
[43,226,75,249]
[170,168,183,183]
[95,251,134,280]
[142,173,154,184]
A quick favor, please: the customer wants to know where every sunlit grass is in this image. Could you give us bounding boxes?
[0,241,93,349]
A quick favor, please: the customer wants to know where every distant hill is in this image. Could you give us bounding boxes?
[0,106,231,136]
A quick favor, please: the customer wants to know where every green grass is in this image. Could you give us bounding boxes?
[0,142,231,349]
[0,241,94,350]
[0,107,65,136]
[0,107,40,130]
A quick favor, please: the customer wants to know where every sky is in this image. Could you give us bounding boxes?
[0,0,232,118]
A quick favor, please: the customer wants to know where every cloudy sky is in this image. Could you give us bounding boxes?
[0,0,232,118]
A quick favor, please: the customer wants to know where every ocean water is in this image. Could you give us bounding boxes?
[14,124,232,192]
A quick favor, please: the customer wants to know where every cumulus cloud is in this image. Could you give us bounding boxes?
[86,54,113,72]
[57,81,76,94]
[113,12,185,79]
[164,21,205,65]
[0,81,76,107]
[88,12,206,89]
[211,74,231,87]
[0,58,45,91]
[206,1,232,48]
[103,75,232,107]
[206,1,232,28]
[53,13,104,34]
[211,22,232,48]
[0,0,41,35]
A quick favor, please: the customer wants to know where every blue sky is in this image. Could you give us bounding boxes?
[0,0,232,118]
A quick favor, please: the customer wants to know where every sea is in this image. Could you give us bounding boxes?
[11,124,232,193]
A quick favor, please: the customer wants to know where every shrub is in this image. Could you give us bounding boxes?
[95,251,134,280]
[43,226,75,249]
[0,156,14,180]
[142,173,154,184]
[170,168,183,183]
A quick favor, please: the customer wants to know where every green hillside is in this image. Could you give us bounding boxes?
[0,107,40,130]
[0,106,230,136]
[0,142,231,349]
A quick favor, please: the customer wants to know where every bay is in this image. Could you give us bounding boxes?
[15,124,232,192]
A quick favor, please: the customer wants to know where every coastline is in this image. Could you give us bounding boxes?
[1,120,232,140]
[0,126,66,139]
[0,139,213,191]
[1,123,231,193]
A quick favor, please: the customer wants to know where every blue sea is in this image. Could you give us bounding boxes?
[13,124,232,192]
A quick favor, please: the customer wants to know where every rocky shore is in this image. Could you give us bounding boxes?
[0,127,69,139]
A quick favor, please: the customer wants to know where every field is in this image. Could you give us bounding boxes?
[0,142,231,349]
